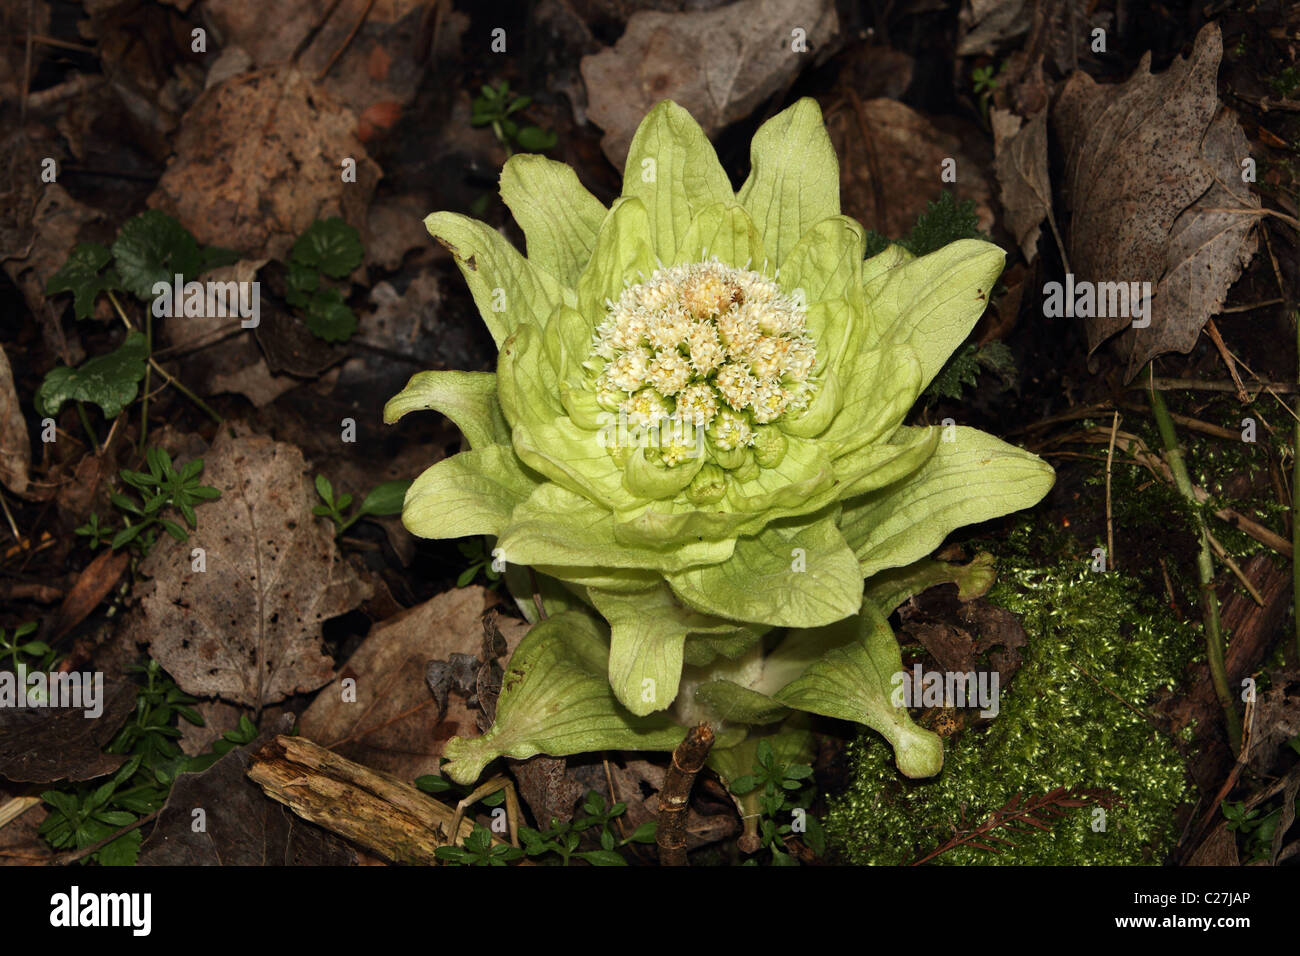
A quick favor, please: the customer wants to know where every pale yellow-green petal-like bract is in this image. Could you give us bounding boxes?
[391,98,1054,784]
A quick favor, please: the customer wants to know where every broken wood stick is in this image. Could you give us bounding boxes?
[656,722,714,866]
[247,734,507,865]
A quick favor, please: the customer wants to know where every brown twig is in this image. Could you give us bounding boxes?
[602,757,628,841]
[30,34,96,54]
[247,735,513,864]
[527,567,547,620]
[1038,425,1294,557]
[24,73,103,112]
[910,788,1122,865]
[20,0,34,124]
[317,0,377,80]
[1135,378,1299,395]
[656,723,714,866]
[1203,319,1249,403]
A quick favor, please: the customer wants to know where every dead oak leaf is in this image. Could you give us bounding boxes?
[1053,23,1258,380]
[139,430,370,709]
[1111,107,1260,378]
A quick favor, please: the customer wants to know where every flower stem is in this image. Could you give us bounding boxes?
[107,291,223,425]
[75,401,99,454]
[139,308,152,451]
[1147,366,1240,752]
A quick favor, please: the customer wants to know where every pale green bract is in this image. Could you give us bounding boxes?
[387,99,1054,788]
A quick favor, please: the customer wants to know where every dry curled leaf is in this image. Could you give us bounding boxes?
[0,344,29,495]
[1053,23,1258,381]
[991,107,1054,263]
[149,66,380,262]
[138,430,370,709]
[1113,107,1259,377]
[298,587,514,783]
[581,0,838,166]
[47,547,130,642]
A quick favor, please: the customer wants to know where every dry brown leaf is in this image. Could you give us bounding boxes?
[178,700,244,756]
[957,0,1029,56]
[1053,23,1258,381]
[298,587,518,783]
[610,757,739,849]
[991,107,1054,263]
[1112,107,1260,377]
[149,66,380,262]
[580,0,838,166]
[827,97,994,239]
[138,430,370,708]
[157,257,307,410]
[0,801,51,865]
[0,677,135,783]
[204,0,426,117]
[140,716,358,866]
[1187,823,1240,866]
[1,176,102,354]
[47,547,129,642]
[365,194,433,272]
[0,344,28,495]
[1249,669,1300,776]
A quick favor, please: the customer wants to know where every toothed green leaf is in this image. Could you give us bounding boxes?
[112,210,203,300]
[45,243,120,319]
[36,331,148,419]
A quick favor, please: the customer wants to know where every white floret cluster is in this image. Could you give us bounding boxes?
[589,259,816,459]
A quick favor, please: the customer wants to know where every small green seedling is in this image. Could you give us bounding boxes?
[972,63,1000,123]
[455,538,502,588]
[434,823,525,866]
[39,659,257,865]
[41,211,233,445]
[516,791,656,866]
[313,475,411,535]
[77,447,220,557]
[729,739,824,866]
[471,81,557,156]
[1,622,55,673]
[285,218,364,343]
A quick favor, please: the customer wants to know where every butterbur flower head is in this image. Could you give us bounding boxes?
[386,98,1054,784]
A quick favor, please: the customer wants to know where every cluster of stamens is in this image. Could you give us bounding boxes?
[589,260,816,462]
